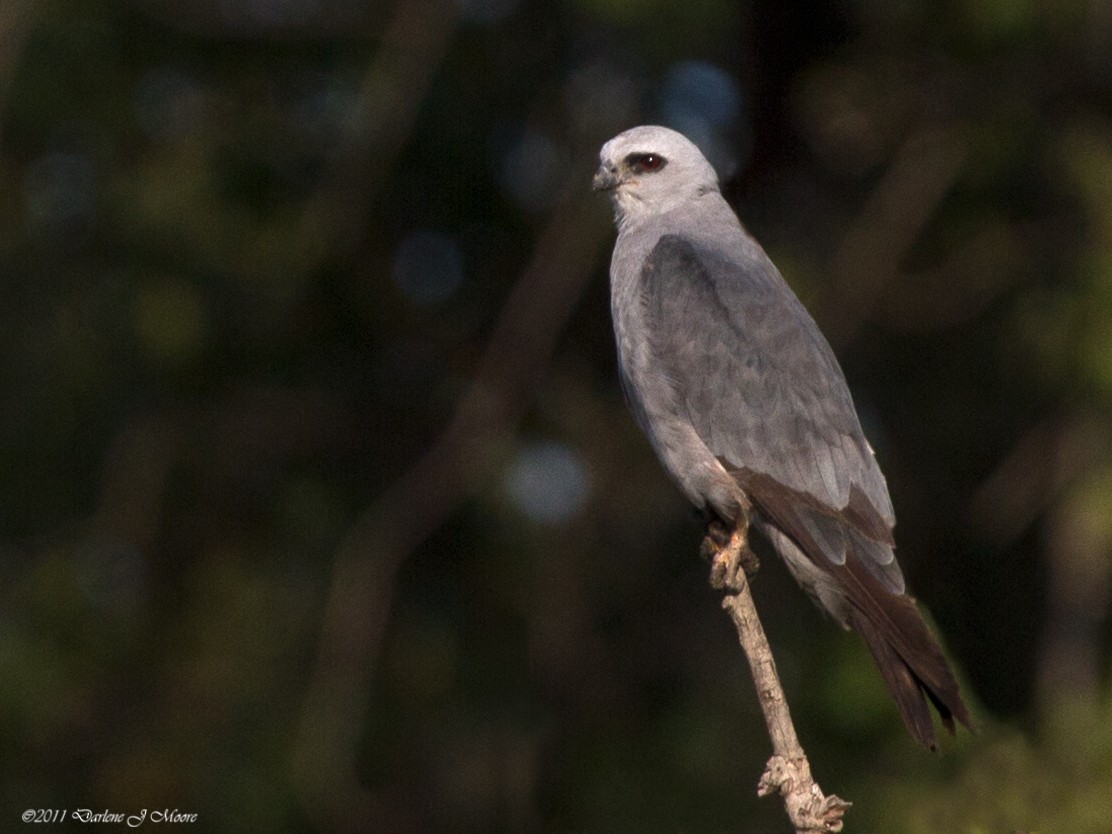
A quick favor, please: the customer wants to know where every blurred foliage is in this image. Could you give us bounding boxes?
[3,0,1112,832]
[864,699,1112,834]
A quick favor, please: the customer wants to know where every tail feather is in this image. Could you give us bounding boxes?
[733,469,971,747]
[848,606,966,749]
[839,549,970,748]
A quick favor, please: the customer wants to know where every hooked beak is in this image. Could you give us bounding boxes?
[592,165,619,192]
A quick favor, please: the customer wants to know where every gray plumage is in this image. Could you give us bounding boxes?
[595,125,969,748]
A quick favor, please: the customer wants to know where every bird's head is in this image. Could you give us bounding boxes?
[593,125,721,227]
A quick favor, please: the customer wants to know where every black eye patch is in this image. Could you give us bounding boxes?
[626,153,667,175]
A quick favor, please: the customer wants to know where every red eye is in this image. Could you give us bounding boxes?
[628,153,666,174]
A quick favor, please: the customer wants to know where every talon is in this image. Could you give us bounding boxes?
[708,526,756,590]
[739,545,760,578]
[700,517,732,561]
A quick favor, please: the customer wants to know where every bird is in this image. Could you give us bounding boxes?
[593,124,970,749]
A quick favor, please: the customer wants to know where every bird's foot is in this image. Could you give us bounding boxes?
[699,517,732,560]
[706,522,759,591]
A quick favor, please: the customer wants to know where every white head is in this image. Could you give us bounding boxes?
[593,125,721,228]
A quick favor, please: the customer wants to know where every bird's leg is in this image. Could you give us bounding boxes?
[705,505,758,590]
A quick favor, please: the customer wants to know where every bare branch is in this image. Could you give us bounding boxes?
[711,526,851,833]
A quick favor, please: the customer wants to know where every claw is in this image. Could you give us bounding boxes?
[699,518,732,560]
[705,522,759,590]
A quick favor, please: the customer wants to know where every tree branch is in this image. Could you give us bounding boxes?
[710,526,851,833]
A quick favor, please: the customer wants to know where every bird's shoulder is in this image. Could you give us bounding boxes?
[640,228,825,376]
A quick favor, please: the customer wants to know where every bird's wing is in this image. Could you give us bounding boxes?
[640,233,901,590]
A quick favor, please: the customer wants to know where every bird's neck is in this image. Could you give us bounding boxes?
[615,191,737,238]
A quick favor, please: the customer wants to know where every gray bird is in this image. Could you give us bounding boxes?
[594,125,970,749]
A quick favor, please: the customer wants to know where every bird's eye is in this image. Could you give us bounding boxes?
[627,153,666,174]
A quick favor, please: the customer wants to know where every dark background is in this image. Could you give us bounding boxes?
[3,0,1112,831]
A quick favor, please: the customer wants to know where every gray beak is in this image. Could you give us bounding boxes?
[592,165,619,192]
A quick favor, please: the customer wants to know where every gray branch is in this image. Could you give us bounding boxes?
[711,527,851,833]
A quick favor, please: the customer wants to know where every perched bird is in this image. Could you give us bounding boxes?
[593,125,970,749]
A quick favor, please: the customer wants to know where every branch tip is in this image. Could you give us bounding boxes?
[758,755,851,833]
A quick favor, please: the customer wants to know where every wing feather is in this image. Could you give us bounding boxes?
[640,233,894,531]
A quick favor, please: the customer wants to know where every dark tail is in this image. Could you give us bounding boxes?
[846,586,971,750]
[733,469,972,747]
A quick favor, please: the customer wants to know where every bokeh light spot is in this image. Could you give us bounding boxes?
[504,441,590,525]
[656,60,746,178]
[134,67,204,142]
[23,151,97,240]
[660,60,741,129]
[392,230,465,305]
[497,129,568,213]
[456,0,520,25]
[286,70,360,142]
